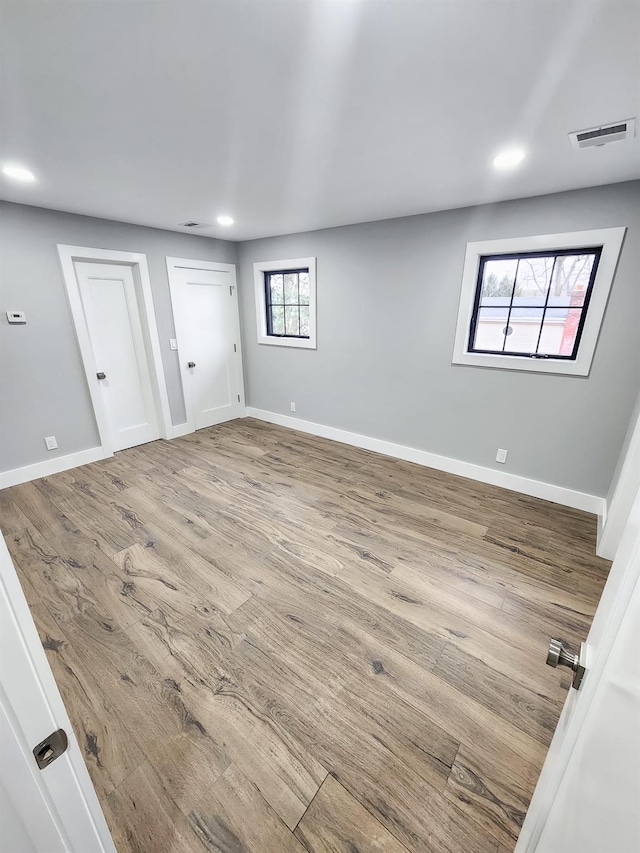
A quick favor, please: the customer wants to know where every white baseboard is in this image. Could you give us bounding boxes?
[246,407,606,516]
[1,413,607,520]
[0,447,107,490]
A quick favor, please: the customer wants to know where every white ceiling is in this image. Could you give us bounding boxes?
[1,0,639,241]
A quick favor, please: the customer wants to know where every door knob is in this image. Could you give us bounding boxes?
[96,372,106,380]
[187,361,196,368]
[546,638,586,690]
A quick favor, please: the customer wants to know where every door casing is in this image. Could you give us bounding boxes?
[58,245,172,457]
[166,256,245,434]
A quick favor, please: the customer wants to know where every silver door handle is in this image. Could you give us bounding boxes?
[96,372,106,380]
[546,638,586,689]
[187,361,196,368]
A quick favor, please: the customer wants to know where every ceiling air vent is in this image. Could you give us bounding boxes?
[569,118,636,150]
[180,221,211,228]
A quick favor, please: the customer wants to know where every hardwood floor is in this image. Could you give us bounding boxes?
[1,419,610,852]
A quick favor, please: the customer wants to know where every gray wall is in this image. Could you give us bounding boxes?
[237,181,640,498]
[0,202,237,471]
[3,183,639,497]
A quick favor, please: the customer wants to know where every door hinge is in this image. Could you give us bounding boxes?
[233,343,237,353]
[230,285,234,296]
[33,728,68,770]
[237,394,241,403]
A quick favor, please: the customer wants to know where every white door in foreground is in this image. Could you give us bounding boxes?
[0,535,115,853]
[75,261,161,451]
[167,259,244,431]
[517,488,640,852]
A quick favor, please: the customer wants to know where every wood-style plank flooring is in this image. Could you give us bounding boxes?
[1,419,610,852]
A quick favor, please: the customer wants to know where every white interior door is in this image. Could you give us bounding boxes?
[75,261,160,451]
[0,535,115,853]
[168,260,243,431]
[516,485,640,852]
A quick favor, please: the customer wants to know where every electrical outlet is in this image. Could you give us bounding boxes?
[44,436,58,451]
[290,402,296,413]
[496,448,508,464]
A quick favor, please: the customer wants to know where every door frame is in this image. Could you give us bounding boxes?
[57,245,172,457]
[166,256,245,434]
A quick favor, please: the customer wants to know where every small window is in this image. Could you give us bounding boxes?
[254,257,316,349]
[264,269,311,339]
[452,228,625,376]
[468,249,601,360]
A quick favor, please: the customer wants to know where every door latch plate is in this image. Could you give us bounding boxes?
[572,641,587,690]
[33,728,68,769]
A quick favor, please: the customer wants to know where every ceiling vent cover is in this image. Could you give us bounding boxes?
[569,118,636,150]
[180,221,211,228]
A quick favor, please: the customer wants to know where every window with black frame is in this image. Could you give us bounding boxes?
[264,268,311,339]
[468,248,602,360]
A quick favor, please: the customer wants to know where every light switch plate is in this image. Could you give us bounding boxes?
[169,338,178,351]
[7,311,26,324]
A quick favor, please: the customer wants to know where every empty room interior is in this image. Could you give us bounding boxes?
[2,2,640,852]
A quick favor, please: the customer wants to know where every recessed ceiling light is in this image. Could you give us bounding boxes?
[2,163,36,182]
[216,215,234,226]
[493,149,526,170]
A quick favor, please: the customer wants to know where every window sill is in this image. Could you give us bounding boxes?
[257,334,316,350]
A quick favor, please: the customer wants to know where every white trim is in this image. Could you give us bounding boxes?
[452,227,626,376]
[165,422,193,440]
[245,407,604,515]
[597,398,640,560]
[0,447,106,490]
[166,257,235,274]
[253,257,317,349]
[166,257,245,435]
[57,245,173,453]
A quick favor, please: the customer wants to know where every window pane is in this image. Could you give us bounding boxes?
[504,307,544,353]
[284,273,298,304]
[549,254,596,307]
[513,256,554,304]
[298,272,310,305]
[270,305,284,335]
[480,259,517,304]
[538,307,583,356]
[285,306,300,336]
[472,307,509,352]
[299,305,310,336]
[269,274,284,304]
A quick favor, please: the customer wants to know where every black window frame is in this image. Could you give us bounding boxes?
[264,268,311,339]
[467,247,603,361]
